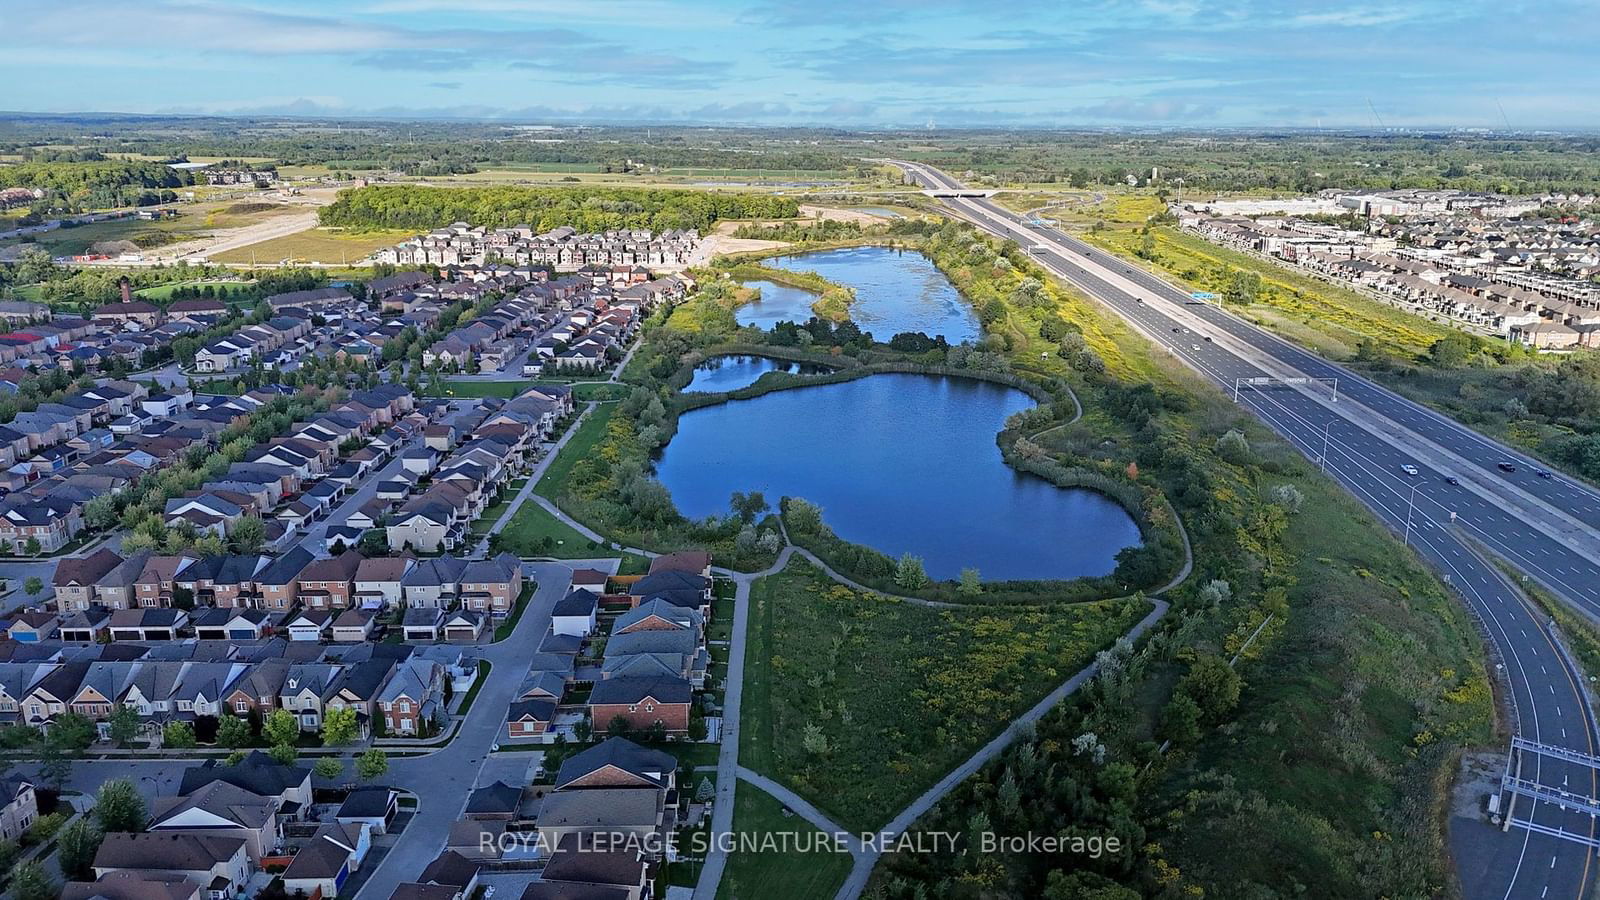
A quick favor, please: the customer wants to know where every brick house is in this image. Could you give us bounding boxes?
[51,548,124,612]
[296,551,363,610]
[587,676,691,736]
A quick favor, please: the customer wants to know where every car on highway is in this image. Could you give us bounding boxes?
[1204,336,1213,342]
[1192,343,1202,351]
[1497,461,1517,472]
[1443,475,1460,485]
[1135,297,1143,303]
[1400,464,1420,476]
[1536,469,1554,479]
[1171,327,1180,332]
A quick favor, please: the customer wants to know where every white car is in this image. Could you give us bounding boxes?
[1400,464,1420,477]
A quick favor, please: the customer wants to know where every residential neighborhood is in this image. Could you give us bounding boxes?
[1179,189,1600,347]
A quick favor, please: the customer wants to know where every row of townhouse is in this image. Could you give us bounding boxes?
[45,546,522,625]
[191,315,314,373]
[385,384,572,554]
[158,383,420,541]
[0,642,455,737]
[375,223,700,271]
[1180,202,1600,349]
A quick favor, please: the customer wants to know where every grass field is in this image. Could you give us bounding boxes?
[494,498,609,557]
[535,404,614,495]
[135,279,254,300]
[1,201,304,257]
[210,226,414,265]
[715,782,853,900]
[739,557,1149,832]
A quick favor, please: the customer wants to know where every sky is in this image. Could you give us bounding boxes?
[4,0,1598,129]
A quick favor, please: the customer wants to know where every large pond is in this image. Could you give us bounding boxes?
[741,246,981,343]
[734,280,824,331]
[683,354,827,393]
[656,374,1142,581]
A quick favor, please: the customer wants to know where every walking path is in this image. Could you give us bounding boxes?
[691,545,798,899]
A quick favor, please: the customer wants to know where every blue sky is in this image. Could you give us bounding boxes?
[5,0,1597,128]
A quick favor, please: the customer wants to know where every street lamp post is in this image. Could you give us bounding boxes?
[1404,483,1419,546]
[1320,421,1332,473]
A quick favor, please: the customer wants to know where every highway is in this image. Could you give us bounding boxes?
[894,161,1600,900]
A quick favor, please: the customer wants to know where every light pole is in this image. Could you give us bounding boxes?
[1403,483,1419,546]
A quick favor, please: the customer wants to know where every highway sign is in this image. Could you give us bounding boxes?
[1191,291,1219,300]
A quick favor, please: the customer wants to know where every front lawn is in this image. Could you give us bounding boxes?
[740,557,1149,832]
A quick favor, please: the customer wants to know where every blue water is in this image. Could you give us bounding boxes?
[656,374,1142,581]
[735,280,821,330]
[683,355,826,393]
[849,206,903,218]
[761,246,980,343]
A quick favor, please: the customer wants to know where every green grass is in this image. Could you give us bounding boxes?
[209,227,414,265]
[740,557,1149,832]
[498,496,610,558]
[455,660,492,714]
[536,404,614,495]
[135,279,253,300]
[492,585,536,642]
[715,781,853,900]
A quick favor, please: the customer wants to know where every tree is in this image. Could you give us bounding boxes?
[217,714,251,750]
[1429,332,1475,368]
[56,817,103,880]
[1215,429,1252,465]
[22,577,41,598]
[1159,691,1202,745]
[263,708,299,748]
[107,704,141,746]
[47,712,95,753]
[607,715,631,738]
[893,553,928,591]
[728,491,769,524]
[269,743,298,765]
[314,758,345,780]
[957,568,982,597]
[784,497,823,534]
[695,776,716,803]
[1222,269,1262,305]
[801,723,830,755]
[83,494,118,532]
[22,537,40,557]
[356,748,389,780]
[163,721,197,749]
[6,861,56,900]
[231,515,266,554]
[321,707,359,746]
[1179,654,1242,722]
[96,778,148,832]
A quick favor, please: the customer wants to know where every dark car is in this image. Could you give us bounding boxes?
[1204,336,1213,342]
[1172,327,1181,333]
[1444,475,1460,485]
[1497,462,1517,473]
[1536,469,1553,479]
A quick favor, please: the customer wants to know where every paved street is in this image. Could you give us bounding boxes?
[12,560,573,897]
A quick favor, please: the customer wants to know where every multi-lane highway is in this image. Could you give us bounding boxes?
[894,161,1600,900]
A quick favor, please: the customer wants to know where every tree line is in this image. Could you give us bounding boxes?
[318,184,801,233]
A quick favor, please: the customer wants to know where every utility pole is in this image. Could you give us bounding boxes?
[1403,483,1419,546]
